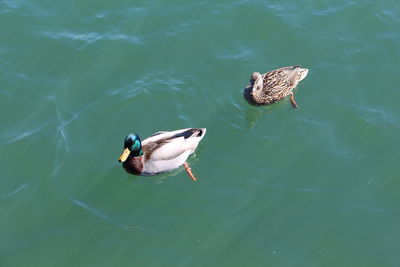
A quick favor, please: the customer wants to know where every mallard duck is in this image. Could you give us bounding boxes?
[118,128,206,181]
[243,66,309,108]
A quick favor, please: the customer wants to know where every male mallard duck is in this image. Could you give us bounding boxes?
[243,66,308,108]
[118,128,206,181]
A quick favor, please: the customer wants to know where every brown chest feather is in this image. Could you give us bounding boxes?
[122,156,144,175]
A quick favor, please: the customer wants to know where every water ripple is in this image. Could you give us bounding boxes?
[0,182,30,200]
[106,73,187,99]
[353,104,398,127]
[311,1,356,16]
[70,198,126,228]
[40,30,143,45]
[216,44,255,61]
[86,6,147,21]
[376,8,400,23]
[248,179,319,193]
[1,0,50,17]
[52,97,105,152]
[298,116,353,157]
[4,120,52,144]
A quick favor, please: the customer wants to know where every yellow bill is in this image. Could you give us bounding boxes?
[118,148,130,163]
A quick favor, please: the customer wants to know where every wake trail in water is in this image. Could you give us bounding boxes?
[0,182,31,200]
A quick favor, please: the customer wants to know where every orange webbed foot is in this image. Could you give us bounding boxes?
[183,162,197,181]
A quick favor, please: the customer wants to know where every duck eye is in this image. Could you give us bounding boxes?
[125,134,134,144]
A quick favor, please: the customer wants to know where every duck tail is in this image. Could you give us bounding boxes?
[172,128,206,139]
[297,68,309,81]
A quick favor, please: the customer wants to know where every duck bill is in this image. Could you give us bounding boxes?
[118,148,130,163]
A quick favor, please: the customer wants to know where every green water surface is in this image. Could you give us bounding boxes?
[1,0,400,266]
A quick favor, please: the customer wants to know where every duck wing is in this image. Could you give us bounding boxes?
[142,128,206,161]
[263,66,303,91]
[147,131,168,138]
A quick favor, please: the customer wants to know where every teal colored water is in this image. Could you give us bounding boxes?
[1,0,400,266]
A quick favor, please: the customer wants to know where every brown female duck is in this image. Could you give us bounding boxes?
[243,66,309,108]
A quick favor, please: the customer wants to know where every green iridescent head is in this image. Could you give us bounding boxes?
[118,133,143,163]
[124,134,143,156]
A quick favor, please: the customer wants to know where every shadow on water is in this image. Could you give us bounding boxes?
[242,100,291,131]
[220,86,294,132]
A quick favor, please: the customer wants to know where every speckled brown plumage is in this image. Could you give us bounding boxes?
[244,66,309,107]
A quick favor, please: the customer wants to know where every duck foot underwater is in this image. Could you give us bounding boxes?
[183,162,197,181]
[290,92,298,109]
